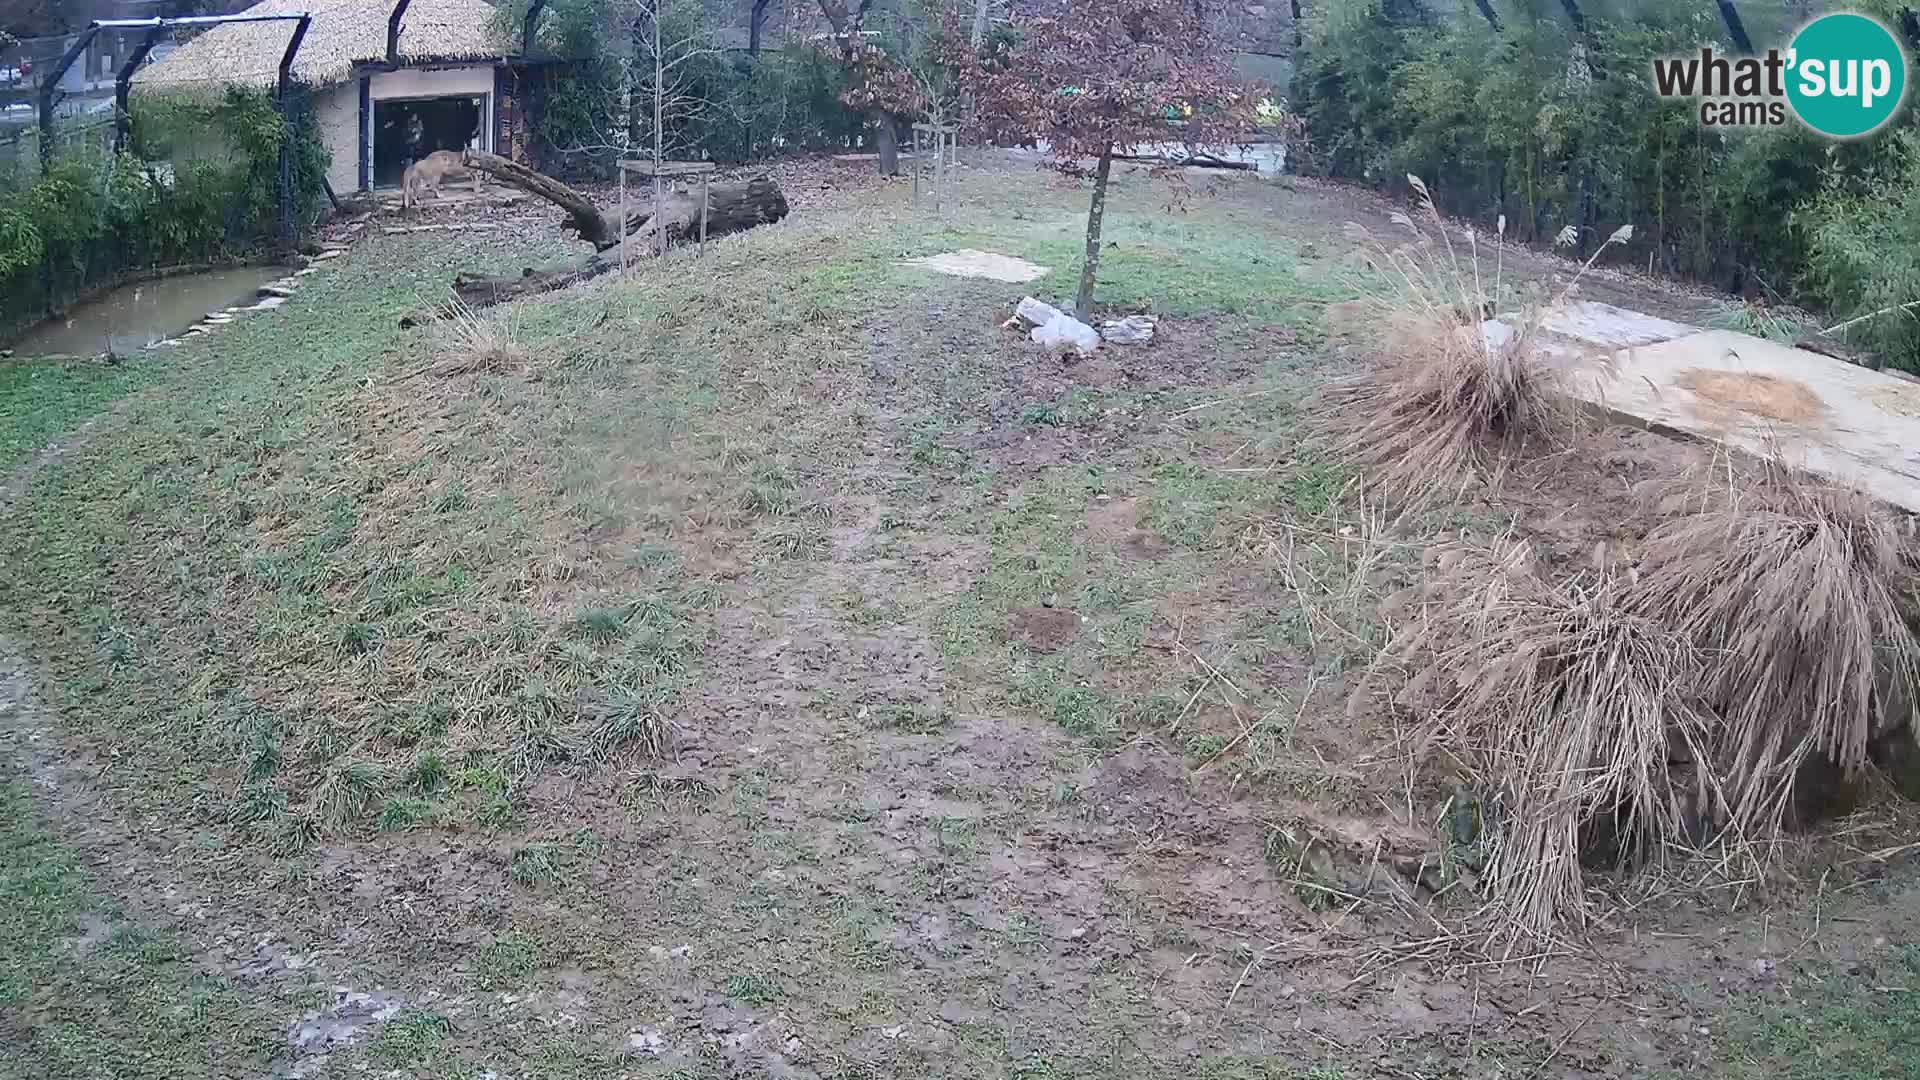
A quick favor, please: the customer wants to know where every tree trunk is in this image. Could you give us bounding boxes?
[1075,144,1113,321]
[872,110,898,176]
[750,0,772,54]
[1716,1,1754,53]
[653,0,666,257]
[971,0,991,43]
[462,150,789,250]
[462,150,617,246]
[414,164,791,322]
[1557,0,1586,34]
[1472,0,1501,31]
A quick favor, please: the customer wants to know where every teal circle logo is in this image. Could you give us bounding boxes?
[1786,13,1909,138]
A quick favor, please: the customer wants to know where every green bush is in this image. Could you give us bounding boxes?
[502,0,874,171]
[1293,0,1920,369]
[1801,133,1920,370]
[0,86,327,338]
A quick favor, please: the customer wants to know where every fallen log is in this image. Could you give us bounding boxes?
[448,251,619,312]
[620,175,790,254]
[458,151,790,252]
[462,151,617,246]
[1113,152,1256,171]
[403,154,791,323]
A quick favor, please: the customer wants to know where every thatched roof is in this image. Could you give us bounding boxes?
[134,0,516,93]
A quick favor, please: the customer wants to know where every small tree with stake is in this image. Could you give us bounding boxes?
[953,0,1270,320]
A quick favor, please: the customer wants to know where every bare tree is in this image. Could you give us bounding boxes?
[532,0,725,169]
[817,0,916,175]
[954,0,1269,318]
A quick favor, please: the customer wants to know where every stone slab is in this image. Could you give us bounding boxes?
[1482,300,1696,362]
[1573,329,1920,512]
[902,249,1049,284]
[1482,302,1920,512]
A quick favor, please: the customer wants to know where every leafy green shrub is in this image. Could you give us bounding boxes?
[1294,1,1920,366]
[0,86,327,338]
[501,0,873,171]
[1800,132,1920,371]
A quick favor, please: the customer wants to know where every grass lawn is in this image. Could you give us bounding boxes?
[0,359,144,474]
[1,156,1917,1079]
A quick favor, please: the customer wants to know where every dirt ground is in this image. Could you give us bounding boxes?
[2,152,1917,1080]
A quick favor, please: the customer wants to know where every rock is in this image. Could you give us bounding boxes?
[936,1001,986,1025]
[627,1028,669,1055]
[313,249,344,261]
[259,284,294,298]
[252,296,288,310]
[1016,296,1063,326]
[294,267,320,277]
[0,348,12,358]
[1030,312,1100,356]
[1100,314,1157,345]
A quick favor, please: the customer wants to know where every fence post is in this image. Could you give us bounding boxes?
[116,25,168,155]
[275,14,312,251]
[38,27,101,172]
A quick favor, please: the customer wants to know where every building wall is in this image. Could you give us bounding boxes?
[368,66,496,102]
[316,81,360,195]
[316,65,500,191]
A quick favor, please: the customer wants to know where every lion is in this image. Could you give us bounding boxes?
[401,149,479,209]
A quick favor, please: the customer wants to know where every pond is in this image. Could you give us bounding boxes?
[6,266,288,358]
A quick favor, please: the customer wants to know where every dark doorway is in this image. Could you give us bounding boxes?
[372,95,485,189]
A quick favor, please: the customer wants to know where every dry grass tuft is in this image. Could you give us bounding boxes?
[1630,463,1920,836]
[1322,177,1631,508]
[1321,303,1557,508]
[421,296,534,377]
[1378,459,1920,938]
[1386,540,1710,938]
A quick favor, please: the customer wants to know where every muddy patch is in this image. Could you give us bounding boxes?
[1085,495,1173,559]
[1005,606,1082,653]
[286,989,409,1076]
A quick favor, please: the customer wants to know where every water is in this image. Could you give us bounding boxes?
[7,266,287,358]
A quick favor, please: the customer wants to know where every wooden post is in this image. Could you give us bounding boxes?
[651,0,664,260]
[934,129,945,215]
[618,161,627,276]
[617,158,716,263]
[911,128,920,204]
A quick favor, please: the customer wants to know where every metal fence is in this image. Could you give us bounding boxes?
[0,118,116,189]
